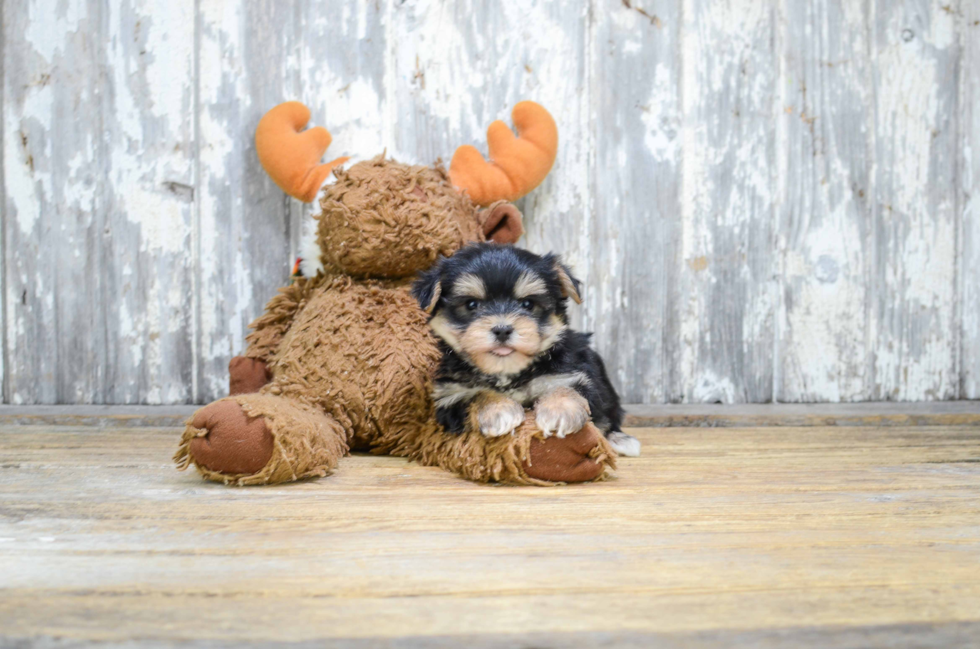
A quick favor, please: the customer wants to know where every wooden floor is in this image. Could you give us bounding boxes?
[2,421,979,647]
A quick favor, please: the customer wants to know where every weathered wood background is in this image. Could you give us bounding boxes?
[2,0,978,405]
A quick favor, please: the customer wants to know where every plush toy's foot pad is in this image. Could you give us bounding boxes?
[186,400,274,475]
[228,356,272,395]
[523,423,614,483]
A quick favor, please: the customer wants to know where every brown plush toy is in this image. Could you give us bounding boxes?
[174,100,615,486]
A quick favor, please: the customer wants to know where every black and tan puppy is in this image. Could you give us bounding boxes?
[412,243,640,457]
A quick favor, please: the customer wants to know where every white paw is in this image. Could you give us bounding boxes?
[535,392,590,439]
[606,431,641,457]
[477,398,525,437]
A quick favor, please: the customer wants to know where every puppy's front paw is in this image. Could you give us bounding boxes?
[534,388,590,439]
[474,394,526,438]
[606,431,641,457]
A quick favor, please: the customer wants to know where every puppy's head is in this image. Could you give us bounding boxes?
[412,243,582,376]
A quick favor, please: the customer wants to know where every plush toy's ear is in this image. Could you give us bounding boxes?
[255,101,350,203]
[450,101,558,206]
[412,262,445,314]
[480,201,524,244]
[552,257,582,304]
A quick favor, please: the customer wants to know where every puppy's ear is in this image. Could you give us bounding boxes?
[552,258,582,304]
[479,201,524,244]
[412,261,444,314]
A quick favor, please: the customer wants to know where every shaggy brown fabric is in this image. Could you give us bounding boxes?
[177,158,616,487]
[228,356,272,395]
[244,276,323,362]
[408,414,615,486]
[175,394,349,486]
[316,157,483,278]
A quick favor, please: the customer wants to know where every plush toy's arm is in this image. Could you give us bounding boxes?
[243,277,318,363]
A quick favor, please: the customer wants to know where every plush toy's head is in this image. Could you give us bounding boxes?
[314,157,523,278]
[255,100,558,279]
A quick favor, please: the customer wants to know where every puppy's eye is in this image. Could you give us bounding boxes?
[520,299,534,311]
[465,299,480,311]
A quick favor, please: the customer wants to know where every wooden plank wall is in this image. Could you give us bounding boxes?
[1,0,977,405]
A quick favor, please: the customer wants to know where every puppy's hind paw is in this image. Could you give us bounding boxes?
[534,388,590,439]
[606,431,641,457]
[475,394,526,438]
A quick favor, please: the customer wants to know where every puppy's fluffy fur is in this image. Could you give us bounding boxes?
[412,243,640,457]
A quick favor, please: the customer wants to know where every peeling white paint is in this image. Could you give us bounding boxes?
[196,0,252,400]
[108,1,195,255]
[642,65,679,164]
[774,0,874,403]
[962,0,980,398]
[679,0,777,403]
[1,0,972,404]
[870,0,959,401]
[303,75,385,165]
[26,0,88,63]
[691,370,738,404]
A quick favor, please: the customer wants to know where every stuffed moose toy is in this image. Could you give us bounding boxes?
[174,100,616,486]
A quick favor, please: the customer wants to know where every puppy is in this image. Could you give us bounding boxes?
[411,243,641,457]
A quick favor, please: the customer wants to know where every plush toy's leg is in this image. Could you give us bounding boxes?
[405,413,616,486]
[523,423,616,483]
[174,393,349,486]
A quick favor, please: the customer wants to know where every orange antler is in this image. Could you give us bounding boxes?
[449,101,558,206]
[255,101,349,203]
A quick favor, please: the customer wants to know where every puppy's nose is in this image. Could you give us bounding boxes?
[491,325,514,343]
